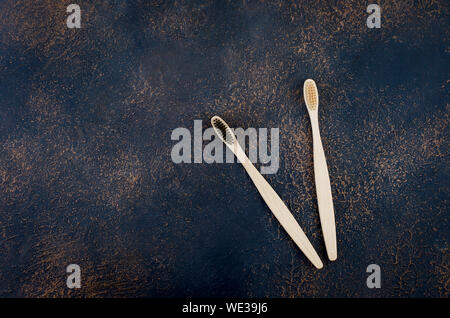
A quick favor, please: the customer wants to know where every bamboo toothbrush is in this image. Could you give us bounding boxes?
[303,79,337,261]
[211,116,323,269]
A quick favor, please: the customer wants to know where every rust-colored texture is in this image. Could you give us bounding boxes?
[0,1,448,297]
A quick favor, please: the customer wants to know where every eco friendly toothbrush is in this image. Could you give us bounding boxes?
[303,79,337,261]
[211,116,323,269]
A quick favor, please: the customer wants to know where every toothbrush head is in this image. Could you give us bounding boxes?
[303,79,319,111]
[211,116,237,146]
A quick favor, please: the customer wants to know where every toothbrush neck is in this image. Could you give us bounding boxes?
[309,110,319,122]
[308,114,322,148]
[309,111,320,130]
[233,143,251,165]
[234,143,261,178]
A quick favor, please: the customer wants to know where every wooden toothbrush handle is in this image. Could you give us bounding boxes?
[310,117,337,261]
[235,147,323,269]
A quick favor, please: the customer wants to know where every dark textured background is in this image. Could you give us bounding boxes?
[0,0,448,297]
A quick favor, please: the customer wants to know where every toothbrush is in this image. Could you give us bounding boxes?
[211,116,323,269]
[303,79,337,261]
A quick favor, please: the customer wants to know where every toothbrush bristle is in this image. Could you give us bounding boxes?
[211,116,236,145]
[304,80,318,111]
